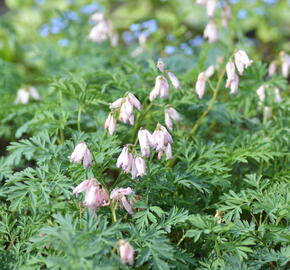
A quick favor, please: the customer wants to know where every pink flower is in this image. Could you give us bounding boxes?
[110,98,124,110]
[119,97,134,125]
[116,146,133,173]
[203,21,218,43]
[206,0,216,17]
[135,157,146,177]
[226,61,236,82]
[69,142,92,169]
[256,85,266,103]
[153,123,173,159]
[280,52,290,78]
[234,50,253,75]
[104,113,117,135]
[157,58,165,72]
[119,241,134,266]
[166,71,180,89]
[138,128,156,157]
[73,179,94,195]
[205,65,215,78]
[89,20,112,43]
[165,107,181,130]
[14,87,41,104]
[110,187,134,215]
[127,93,142,110]
[195,72,207,99]
[268,61,277,77]
[73,179,109,209]
[149,76,169,101]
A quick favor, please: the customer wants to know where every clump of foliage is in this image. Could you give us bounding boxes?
[0,0,290,269]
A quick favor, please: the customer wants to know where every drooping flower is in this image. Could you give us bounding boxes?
[229,74,239,95]
[157,58,165,72]
[69,142,92,169]
[134,156,146,177]
[149,76,169,101]
[73,179,109,209]
[195,72,207,99]
[166,71,180,89]
[138,128,156,157]
[203,21,218,43]
[119,241,135,266]
[274,87,282,103]
[280,52,290,78]
[104,113,117,135]
[165,107,181,130]
[268,61,277,77]
[206,0,216,17]
[90,12,104,23]
[127,93,142,110]
[226,60,236,82]
[110,97,124,110]
[205,65,215,78]
[256,85,266,104]
[116,145,133,173]
[15,87,41,104]
[89,19,112,43]
[153,123,173,159]
[110,187,134,215]
[234,50,253,75]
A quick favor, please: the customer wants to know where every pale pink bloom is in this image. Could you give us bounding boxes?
[15,88,30,104]
[104,113,117,135]
[116,146,133,173]
[135,157,146,177]
[119,98,134,125]
[128,93,142,110]
[165,143,172,160]
[29,87,41,100]
[256,85,266,103]
[274,87,282,103]
[110,187,134,215]
[196,72,207,99]
[153,123,173,154]
[280,51,290,78]
[205,65,215,78]
[268,61,277,77]
[130,159,138,179]
[149,76,169,101]
[90,12,104,23]
[234,50,253,75]
[226,61,236,82]
[157,58,165,72]
[206,0,216,17]
[110,97,124,109]
[229,74,239,94]
[119,241,134,266]
[203,21,218,43]
[70,142,92,169]
[166,71,180,89]
[73,179,95,195]
[89,20,112,43]
[165,107,181,130]
[138,128,156,157]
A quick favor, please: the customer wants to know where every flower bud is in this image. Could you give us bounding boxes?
[205,65,215,78]
[157,58,165,72]
[70,142,92,169]
[104,113,117,135]
[119,241,134,266]
[195,72,207,99]
[268,61,277,77]
[135,157,146,177]
[204,21,218,43]
[166,71,180,89]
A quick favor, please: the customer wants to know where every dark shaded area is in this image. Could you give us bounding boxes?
[0,0,7,15]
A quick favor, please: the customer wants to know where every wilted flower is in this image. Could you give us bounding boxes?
[138,128,156,157]
[268,61,277,77]
[206,0,216,17]
[157,58,165,72]
[203,21,218,43]
[104,113,117,135]
[149,75,169,101]
[165,107,181,130]
[110,187,134,215]
[116,145,133,173]
[234,50,253,75]
[195,72,207,99]
[69,142,92,169]
[166,71,180,89]
[119,241,134,266]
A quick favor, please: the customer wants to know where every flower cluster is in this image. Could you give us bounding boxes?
[89,12,118,46]
[15,87,41,104]
[268,51,290,78]
[225,50,253,94]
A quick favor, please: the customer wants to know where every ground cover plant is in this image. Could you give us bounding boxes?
[0,0,290,269]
